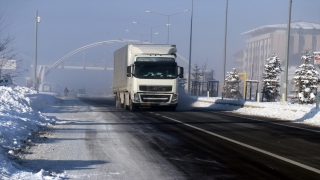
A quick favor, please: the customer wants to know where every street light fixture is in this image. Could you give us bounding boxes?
[133,21,166,43]
[146,10,189,44]
[126,30,158,43]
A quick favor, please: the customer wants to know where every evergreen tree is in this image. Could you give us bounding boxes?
[293,51,319,104]
[261,54,282,102]
[224,68,241,98]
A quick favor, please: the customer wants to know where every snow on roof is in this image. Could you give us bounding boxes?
[242,21,320,35]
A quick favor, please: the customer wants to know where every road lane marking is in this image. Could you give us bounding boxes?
[161,115,320,175]
[211,111,320,134]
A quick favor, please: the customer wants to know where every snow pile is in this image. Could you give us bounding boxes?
[0,86,65,180]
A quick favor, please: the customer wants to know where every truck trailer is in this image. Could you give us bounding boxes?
[113,44,184,111]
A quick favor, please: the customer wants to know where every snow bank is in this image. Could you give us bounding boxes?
[191,96,320,127]
[0,86,64,180]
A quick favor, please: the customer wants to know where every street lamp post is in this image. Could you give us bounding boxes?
[284,0,292,102]
[146,10,189,44]
[188,0,194,95]
[126,30,157,43]
[33,10,40,92]
[133,21,166,43]
[222,0,228,98]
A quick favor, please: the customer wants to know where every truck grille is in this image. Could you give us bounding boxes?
[140,95,171,102]
[139,85,172,92]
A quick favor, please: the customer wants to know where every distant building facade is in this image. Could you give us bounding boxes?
[239,21,320,96]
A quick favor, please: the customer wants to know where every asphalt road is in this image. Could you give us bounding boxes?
[82,97,320,180]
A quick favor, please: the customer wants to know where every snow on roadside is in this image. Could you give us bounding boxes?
[191,96,320,127]
[0,86,67,180]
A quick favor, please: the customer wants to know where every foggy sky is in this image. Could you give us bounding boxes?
[1,0,319,94]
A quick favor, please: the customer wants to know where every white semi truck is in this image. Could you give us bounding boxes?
[113,44,184,111]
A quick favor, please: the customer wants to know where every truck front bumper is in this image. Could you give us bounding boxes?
[132,102,178,108]
[131,92,178,108]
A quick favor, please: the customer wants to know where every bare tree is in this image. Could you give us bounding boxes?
[191,63,202,81]
[207,68,215,81]
[0,14,27,79]
[200,59,208,78]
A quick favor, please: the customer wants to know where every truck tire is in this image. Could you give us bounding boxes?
[129,99,137,111]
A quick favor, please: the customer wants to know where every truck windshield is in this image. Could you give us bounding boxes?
[134,61,178,79]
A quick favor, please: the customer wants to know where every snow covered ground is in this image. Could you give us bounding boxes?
[191,96,320,127]
[1,86,320,179]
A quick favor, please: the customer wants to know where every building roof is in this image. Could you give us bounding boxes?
[242,21,320,35]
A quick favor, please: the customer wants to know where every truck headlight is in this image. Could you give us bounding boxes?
[133,93,140,102]
[171,94,178,102]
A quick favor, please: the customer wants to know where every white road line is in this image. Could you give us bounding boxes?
[161,115,320,175]
[211,111,320,134]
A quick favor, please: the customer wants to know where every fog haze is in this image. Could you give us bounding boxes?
[1,0,319,95]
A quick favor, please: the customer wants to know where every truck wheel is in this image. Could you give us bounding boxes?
[129,99,137,111]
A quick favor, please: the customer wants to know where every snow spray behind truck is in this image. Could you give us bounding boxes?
[113,44,184,111]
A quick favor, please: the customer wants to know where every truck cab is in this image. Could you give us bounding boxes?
[127,55,183,111]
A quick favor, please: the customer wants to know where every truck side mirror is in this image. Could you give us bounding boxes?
[179,67,184,78]
[127,66,131,77]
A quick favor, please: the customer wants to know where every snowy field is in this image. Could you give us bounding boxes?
[1,86,320,179]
